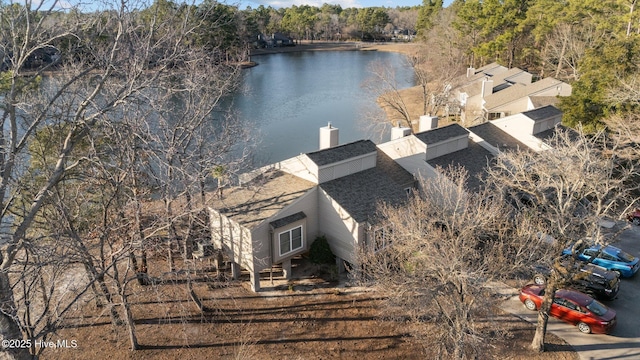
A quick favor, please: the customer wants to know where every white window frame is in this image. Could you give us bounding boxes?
[278,225,304,257]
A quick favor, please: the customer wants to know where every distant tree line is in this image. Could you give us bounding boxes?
[242,4,419,42]
[6,0,640,132]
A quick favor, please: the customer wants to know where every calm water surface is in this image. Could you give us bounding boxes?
[237,50,415,166]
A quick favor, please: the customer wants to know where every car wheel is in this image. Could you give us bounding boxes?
[577,322,591,334]
[633,217,640,226]
[533,274,546,285]
[524,299,537,311]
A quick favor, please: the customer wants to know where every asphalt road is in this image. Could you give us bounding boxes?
[502,225,640,360]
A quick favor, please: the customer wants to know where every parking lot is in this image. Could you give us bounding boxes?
[503,225,640,360]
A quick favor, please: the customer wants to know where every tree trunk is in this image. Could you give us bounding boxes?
[122,293,139,351]
[183,191,194,261]
[0,272,30,360]
[627,1,637,37]
[112,258,139,350]
[555,34,568,79]
[531,311,549,352]
[531,281,556,352]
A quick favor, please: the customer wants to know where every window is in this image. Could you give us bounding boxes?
[279,226,303,256]
[600,253,617,261]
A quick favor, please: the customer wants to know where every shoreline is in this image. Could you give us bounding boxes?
[248,40,419,58]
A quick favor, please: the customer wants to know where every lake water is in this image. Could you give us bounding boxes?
[236,50,415,166]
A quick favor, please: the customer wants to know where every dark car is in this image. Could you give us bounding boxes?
[532,262,620,300]
[519,284,617,334]
[563,243,640,278]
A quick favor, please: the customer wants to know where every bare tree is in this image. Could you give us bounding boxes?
[0,0,248,356]
[485,128,636,352]
[362,59,415,130]
[353,167,550,359]
[538,22,596,81]
[407,44,462,119]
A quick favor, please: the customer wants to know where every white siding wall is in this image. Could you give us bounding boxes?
[208,208,255,273]
[425,136,469,160]
[532,117,559,134]
[317,152,376,184]
[249,221,272,273]
[318,188,359,264]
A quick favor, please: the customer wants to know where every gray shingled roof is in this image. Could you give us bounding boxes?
[270,211,306,229]
[469,122,532,153]
[415,124,469,145]
[523,105,563,122]
[426,141,494,192]
[320,169,407,223]
[374,149,416,188]
[306,140,377,167]
[319,150,415,224]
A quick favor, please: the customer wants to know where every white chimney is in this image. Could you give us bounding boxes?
[481,77,494,98]
[466,67,476,78]
[390,126,411,140]
[319,122,339,149]
[418,115,438,132]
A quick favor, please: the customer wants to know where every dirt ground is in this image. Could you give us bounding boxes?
[40,256,578,360]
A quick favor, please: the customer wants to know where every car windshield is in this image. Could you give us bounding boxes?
[586,299,608,316]
[616,250,636,263]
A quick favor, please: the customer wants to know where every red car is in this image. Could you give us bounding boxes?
[519,284,616,334]
[628,208,640,226]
